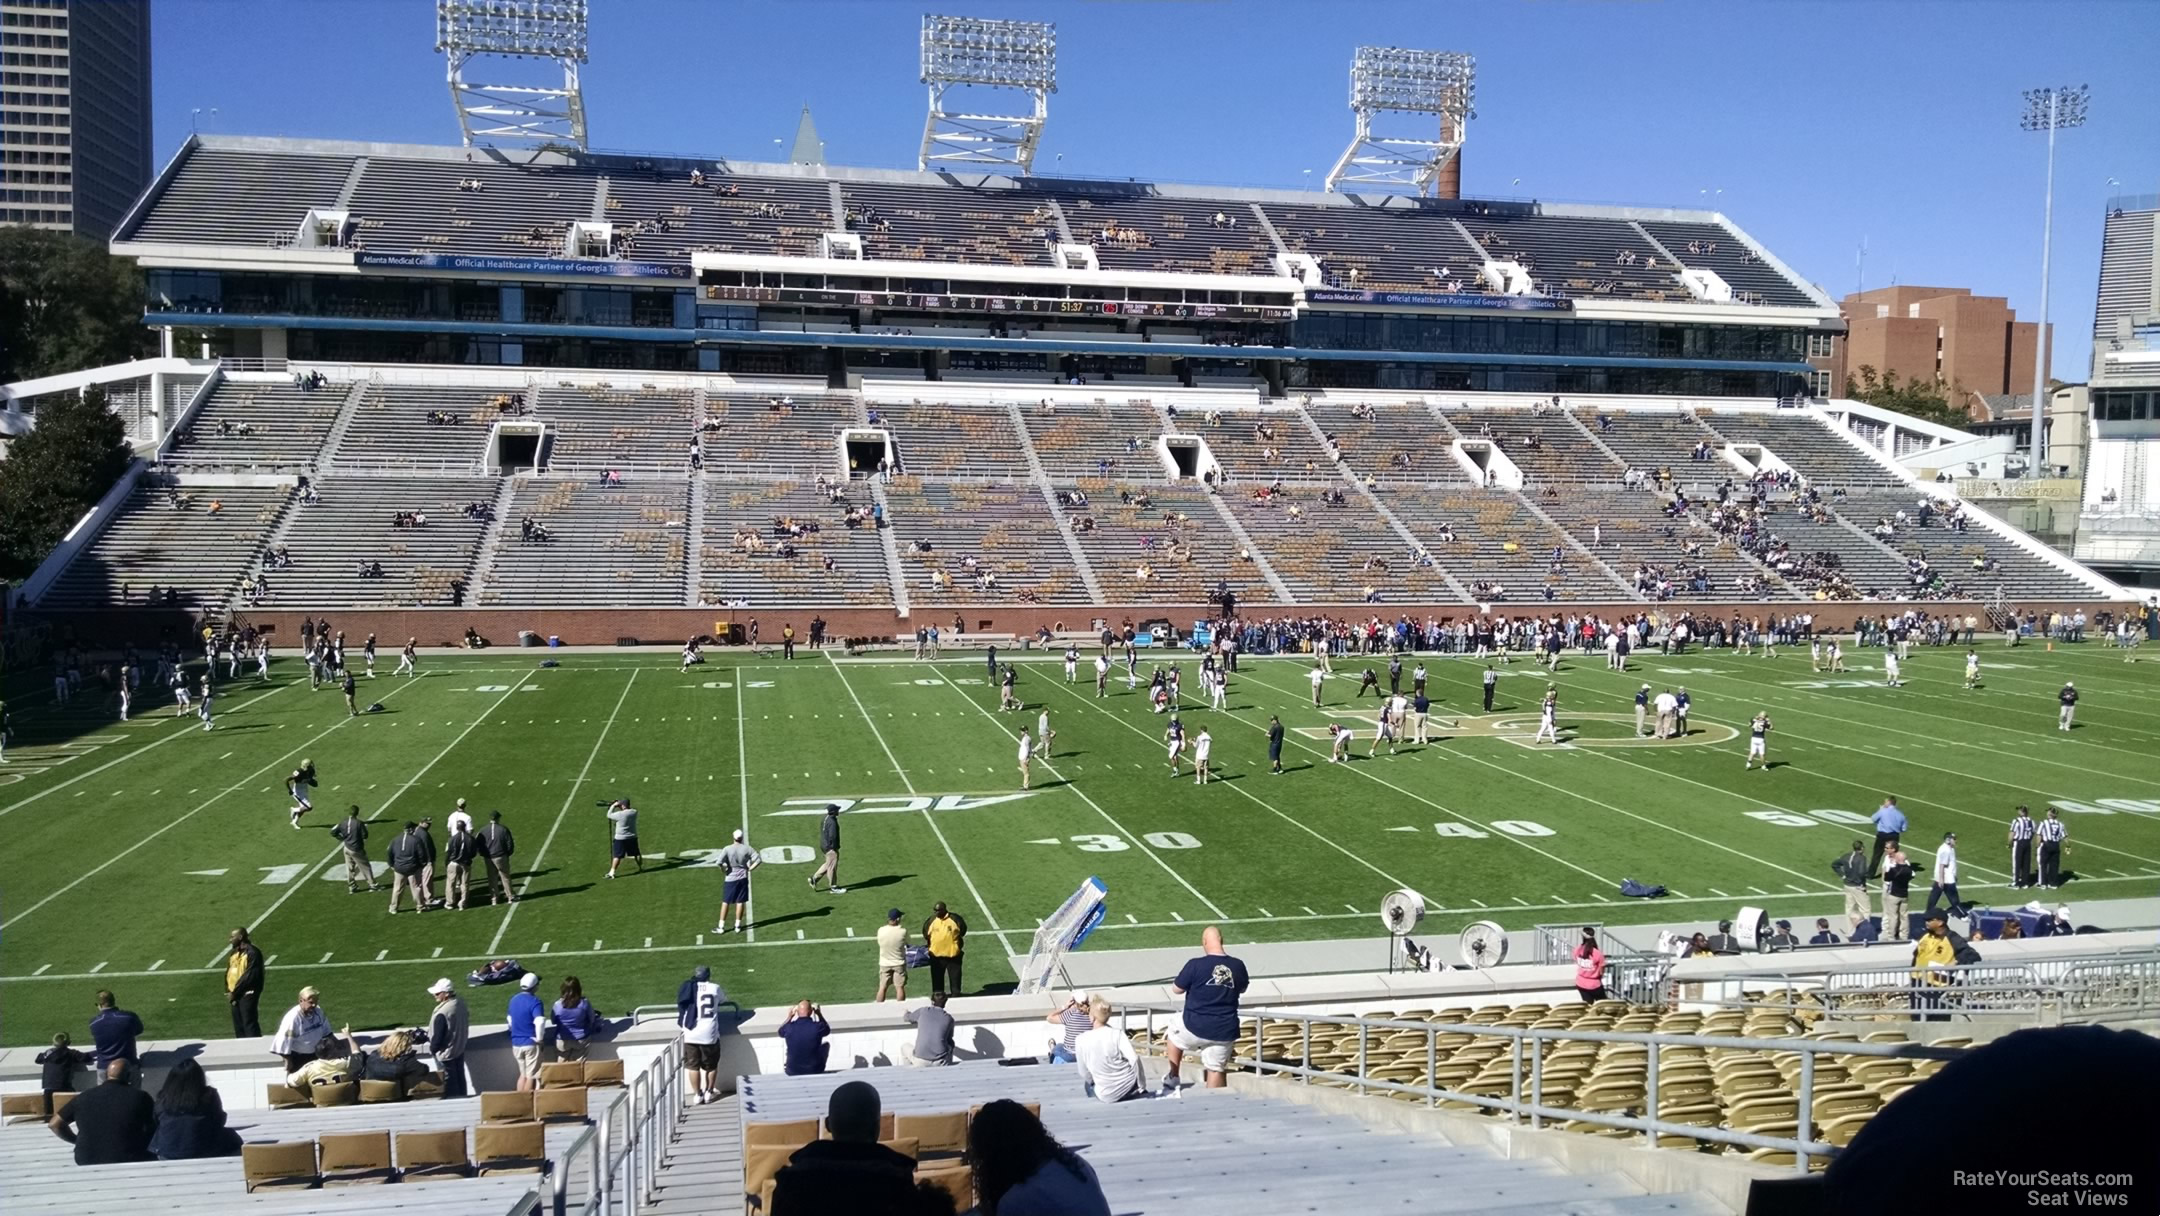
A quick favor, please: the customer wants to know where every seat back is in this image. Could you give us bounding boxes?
[395,1128,474,1181]
[475,1121,547,1174]
[582,1058,625,1087]
[264,1083,311,1110]
[357,1079,407,1104]
[894,1111,968,1157]
[746,1117,819,1148]
[879,1137,919,1162]
[242,1140,321,1192]
[309,1080,359,1108]
[534,1086,590,1123]
[822,1111,895,1141]
[743,1144,797,1207]
[481,1091,536,1123]
[917,1164,974,1210]
[318,1130,395,1185]
[539,1061,586,1090]
[2,1093,52,1124]
[970,1100,1039,1122]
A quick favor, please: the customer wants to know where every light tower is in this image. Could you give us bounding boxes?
[918,14,1057,175]
[1325,46,1475,197]
[436,0,590,151]
[2018,84,2088,478]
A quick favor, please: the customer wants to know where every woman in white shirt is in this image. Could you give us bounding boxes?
[1072,997,1143,1103]
[270,986,332,1074]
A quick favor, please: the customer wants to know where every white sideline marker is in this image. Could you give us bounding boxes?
[147,960,164,972]
[89,962,107,973]
[33,964,50,975]
[375,950,388,961]
[319,953,333,963]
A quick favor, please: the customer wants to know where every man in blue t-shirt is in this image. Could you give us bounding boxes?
[1163,926,1249,1094]
[88,990,143,1083]
[507,972,547,1093]
[777,1000,830,1076]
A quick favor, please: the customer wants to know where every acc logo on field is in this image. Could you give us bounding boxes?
[766,793,1039,816]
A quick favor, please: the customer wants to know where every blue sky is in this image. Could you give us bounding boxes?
[152,0,2156,378]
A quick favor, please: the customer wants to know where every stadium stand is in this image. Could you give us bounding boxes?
[164,378,347,469]
[128,147,355,250]
[1196,410,1336,483]
[1577,407,1716,474]
[269,477,499,608]
[885,479,1089,604]
[329,384,508,469]
[1458,213,1680,301]
[876,401,1032,479]
[1223,489,1455,603]
[38,484,288,611]
[1260,200,1488,292]
[1065,482,1257,603]
[481,478,689,606]
[841,181,1056,267]
[1539,489,1784,600]
[1439,405,1620,483]
[543,383,699,472]
[1304,399,1468,485]
[1377,487,1622,601]
[601,171,833,263]
[1835,491,2096,600]
[1041,189,1277,276]
[1022,401,1167,481]
[701,391,859,479]
[344,157,602,258]
[1702,411,1904,487]
[701,480,893,608]
[1637,221,1819,308]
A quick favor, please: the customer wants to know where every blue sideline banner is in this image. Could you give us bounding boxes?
[1304,288,1574,312]
[356,252,691,280]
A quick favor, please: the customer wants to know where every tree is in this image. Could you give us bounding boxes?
[0,386,133,581]
[1841,365,1972,431]
[0,228,155,384]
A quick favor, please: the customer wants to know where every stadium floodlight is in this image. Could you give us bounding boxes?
[1325,46,1475,196]
[2017,84,2089,479]
[436,0,590,151]
[918,14,1056,175]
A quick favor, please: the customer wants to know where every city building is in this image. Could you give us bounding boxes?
[1,0,153,238]
[1825,285,2050,414]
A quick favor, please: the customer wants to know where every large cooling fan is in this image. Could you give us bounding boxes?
[1458,920,1510,969]
[1379,889,1426,937]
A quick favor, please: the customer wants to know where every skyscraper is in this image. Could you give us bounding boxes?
[1,0,152,239]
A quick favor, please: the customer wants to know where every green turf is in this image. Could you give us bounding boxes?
[3,641,2157,1046]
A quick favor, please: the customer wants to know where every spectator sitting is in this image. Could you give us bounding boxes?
[283,1036,351,1089]
[48,1058,156,1166]
[968,1098,1112,1216]
[343,1026,430,1097]
[551,975,605,1061]
[147,1058,242,1160]
[1809,918,1842,946]
[1072,996,1144,1103]
[902,992,956,1067]
[768,1080,937,1215]
[777,1000,830,1076]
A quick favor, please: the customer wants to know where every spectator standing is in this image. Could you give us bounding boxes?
[925,902,968,997]
[386,820,429,913]
[552,976,604,1061]
[1044,991,1092,1063]
[808,803,846,893]
[48,1059,155,1166]
[331,805,376,893]
[1072,997,1143,1103]
[903,992,956,1067]
[426,978,471,1098]
[715,828,760,933]
[270,986,331,1074]
[146,1058,240,1161]
[874,909,909,1002]
[1572,927,1607,1002]
[443,817,477,910]
[768,1081,926,1215]
[479,810,518,904]
[1163,926,1249,1094]
[968,1098,1112,1216]
[778,1000,831,1077]
[1880,843,1916,942]
[678,965,726,1105]
[1869,795,1908,877]
[34,1033,86,1118]
[89,990,143,1083]
[222,928,265,1037]
[507,972,547,1093]
[1833,840,1873,935]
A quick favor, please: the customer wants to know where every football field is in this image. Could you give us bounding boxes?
[3,640,2158,1045]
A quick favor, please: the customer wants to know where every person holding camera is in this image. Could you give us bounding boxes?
[778,1000,830,1077]
[603,799,643,879]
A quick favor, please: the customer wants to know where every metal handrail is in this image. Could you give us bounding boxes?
[551,1036,683,1215]
[1118,1001,1967,1173]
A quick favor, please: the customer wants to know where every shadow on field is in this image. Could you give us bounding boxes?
[1032,779,1071,790]
[837,873,913,891]
[755,906,834,930]
[514,872,595,902]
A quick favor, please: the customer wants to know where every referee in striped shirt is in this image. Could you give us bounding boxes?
[2036,808,2069,889]
[2007,805,2037,888]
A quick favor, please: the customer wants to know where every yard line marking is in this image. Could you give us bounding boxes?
[147,959,164,971]
[826,654,1020,956]
[541,942,551,953]
[644,937,653,949]
[1126,913,1139,924]
[796,930,805,940]
[33,964,50,975]
[219,751,234,760]
[1344,904,1361,914]
[1257,907,1272,917]
[489,669,641,955]
[1512,897,1531,906]
[1471,899,1487,907]
[1170,912,1185,922]
[238,679,530,956]
[374,950,389,961]
[1301,906,1318,916]
[7,681,421,933]
[593,939,603,950]
[432,947,443,958]
[1749,887,1769,895]
[319,952,334,963]
[1785,884,1811,894]
[0,683,293,818]
[89,961,107,973]
[736,678,755,943]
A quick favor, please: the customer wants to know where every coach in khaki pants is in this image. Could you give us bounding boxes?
[1832,840,1871,935]
[1880,844,1915,942]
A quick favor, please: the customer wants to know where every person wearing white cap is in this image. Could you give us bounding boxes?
[1045,990,1092,1063]
[447,798,474,838]
[425,978,470,1098]
[714,829,760,934]
[507,970,547,1092]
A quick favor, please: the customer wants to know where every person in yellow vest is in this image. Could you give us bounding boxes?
[923,902,969,998]
[1909,910,1959,1021]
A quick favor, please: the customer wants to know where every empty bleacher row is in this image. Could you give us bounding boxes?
[480,479,688,607]
[345,157,600,259]
[129,148,355,250]
[1638,221,1817,308]
[39,485,289,611]
[269,477,499,608]
[166,378,351,469]
[1044,190,1276,276]
[332,384,505,469]
[1383,487,1623,601]
[1305,399,1467,485]
[1440,406,1619,483]
[885,480,1090,604]
[1705,411,1906,487]
[877,402,1031,479]
[701,480,891,608]
[602,171,832,262]
[1225,489,1455,603]
[1025,401,1167,480]
[1580,407,1714,473]
[841,181,1055,268]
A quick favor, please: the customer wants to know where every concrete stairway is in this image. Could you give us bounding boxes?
[315,378,374,470]
[1007,399,1108,602]
[1201,493,1297,604]
[867,477,912,618]
[647,1092,745,1216]
[1516,492,1638,598]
